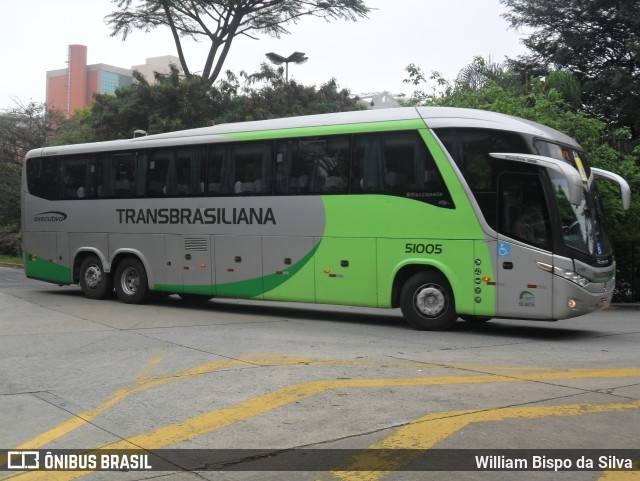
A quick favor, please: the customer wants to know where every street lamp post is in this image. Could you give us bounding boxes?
[265,51,308,82]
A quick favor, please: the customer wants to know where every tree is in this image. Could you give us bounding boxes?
[500,0,640,135]
[106,0,370,86]
[215,63,363,123]
[0,101,62,255]
[83,65,217,140]
[455,56,509,92]
[0,101,59,163]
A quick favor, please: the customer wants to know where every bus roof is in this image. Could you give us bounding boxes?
[30,107,581,158]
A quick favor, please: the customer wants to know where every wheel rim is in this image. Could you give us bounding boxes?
[120,266,140,296]
[84,264,102,289]
[414,284,447,317]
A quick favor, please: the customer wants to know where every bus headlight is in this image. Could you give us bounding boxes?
[553,267,590,287]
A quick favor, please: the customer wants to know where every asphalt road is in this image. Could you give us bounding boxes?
[0,266,639,481]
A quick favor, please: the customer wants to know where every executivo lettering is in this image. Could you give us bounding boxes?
[33,211,67,222]
[116,207,276,225]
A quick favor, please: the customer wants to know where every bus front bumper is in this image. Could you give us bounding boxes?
[553,276,614,320]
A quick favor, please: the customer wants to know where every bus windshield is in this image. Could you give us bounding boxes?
[536,140,591,180]
[548,170,611,258]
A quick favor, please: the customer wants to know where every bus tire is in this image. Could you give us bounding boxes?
[400,271,457,331]
[79,255,113,300]
[114,257,149,304]
[460,315,492,323]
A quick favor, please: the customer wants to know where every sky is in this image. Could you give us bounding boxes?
[0,0,529,111]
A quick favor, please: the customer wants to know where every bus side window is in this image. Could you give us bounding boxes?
[27,157,59,200]
[97,152,137,199]
[233,142,272,195]
[352,131,453,208]
[59,155,95,200]
[207,145,225,195]
[208,142,272,196]
[275,136,349,195]
[175,147,206,197]
[147,149,172,197]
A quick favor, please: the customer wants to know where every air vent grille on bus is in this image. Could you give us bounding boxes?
[184,237,208,252]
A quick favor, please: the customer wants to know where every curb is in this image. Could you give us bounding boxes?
[610,303,640,311]
[0,262,22,269]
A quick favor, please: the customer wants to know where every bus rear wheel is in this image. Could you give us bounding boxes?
[114,258,149,304]
[400,271,457,331]
[79,255,113,300]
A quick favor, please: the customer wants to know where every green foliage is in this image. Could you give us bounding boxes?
[0,101,63,255]
[215,64,363,123]
[106,0,370,86]
[0,255,22,265]
[0,101,61,162]
[0,223,21,257]
[50,107,99,146]
[501,0,640,136]
[84,66,217,140]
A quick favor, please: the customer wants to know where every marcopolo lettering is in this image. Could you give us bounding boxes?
[33,211,67,222]
[116,207,276,225]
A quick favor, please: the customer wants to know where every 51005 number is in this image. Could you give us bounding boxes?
[405,243,443,254]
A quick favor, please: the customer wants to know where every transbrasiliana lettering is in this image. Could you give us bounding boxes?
[116,207,276,225]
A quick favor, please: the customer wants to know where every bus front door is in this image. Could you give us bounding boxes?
[495,238,553,319]
[495,172,554,319]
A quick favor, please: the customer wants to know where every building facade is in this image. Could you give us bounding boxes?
[131,55,183,82]
[46,45,134,115]
[46,46,181,116]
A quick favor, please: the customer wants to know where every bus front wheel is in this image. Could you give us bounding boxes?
[79,255,113,300]
[114,258,149,304]
[400,271,457,331]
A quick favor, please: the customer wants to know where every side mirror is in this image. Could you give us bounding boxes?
[591,167,631,210]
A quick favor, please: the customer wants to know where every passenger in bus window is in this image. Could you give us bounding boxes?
[115,170,133,195]
[515,202,547,245]
[323,158,347,193]
[235,162,260,194]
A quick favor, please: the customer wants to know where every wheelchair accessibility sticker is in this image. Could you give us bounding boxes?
[498,242,511,257]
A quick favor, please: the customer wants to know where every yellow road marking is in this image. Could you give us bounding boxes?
[598,464,640,480]
[11,350,164,451]
[325,399,640,481]
[8,368,640,481]
[11,351,574,453]
[241,353,561,371]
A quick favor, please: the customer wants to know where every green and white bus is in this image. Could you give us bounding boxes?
[21,107,630,330]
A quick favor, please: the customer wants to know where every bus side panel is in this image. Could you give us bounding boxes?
[314,237,377,307]
[377,239,475,314]
[108,233,165,288]
[262,236,316,303]
[24,232,72,284]
[474,239,497,317]
[69,232,108,268]
[182,235,214,296]
[155,234,215,295]
[214,235,263,299]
